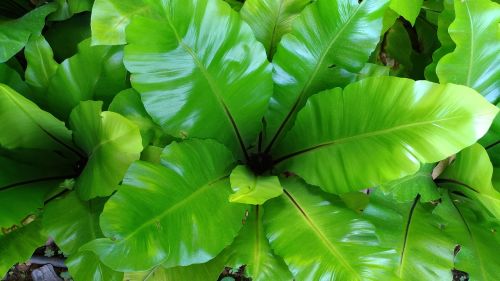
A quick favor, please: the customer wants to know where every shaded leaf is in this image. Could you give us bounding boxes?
[124,0,272,158]
[0,63,31,98]
[264,0,389,149]
[50,0,95,21]
[69,101,142,200]
[264,177,396,280]
[436,0,500,103]
[274,77,498,194]
[240,0,312,59]
[82,140,246,271]
[0,3,56,63]
[229,165,283,205]
[24,34,58,101]
[44,13,91,61]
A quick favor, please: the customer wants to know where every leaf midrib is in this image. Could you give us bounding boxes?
[284,189,360,279]
[275,114,488,163]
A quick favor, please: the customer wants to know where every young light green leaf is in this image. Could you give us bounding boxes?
[264,0,389,150]
[437,143,500,218]
[273,77,498,194]
[24,34,58,99]
[0,220,47,277]
[264,177,396,280]
[229,165,283,205]
[240,0,312,59]
[82,140,246,271]
[224,206,293,281]
[389,0,423,25]
[69,101,143,200]
[124,0,272,158]
[90,0,151,45]
[47,38,128,120]
[364,191,455,280]
[436,0,500,103]
[0,3,56,62]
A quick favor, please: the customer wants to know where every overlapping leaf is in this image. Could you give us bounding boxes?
[229,165,283,205]
[389,0,423,25]
[124,0,272,158]
[264,177,396,280]
[264,0,389,149]
[83,140,246,271]
[436,0,500,103]
[273,77,498,194]
[24,34,58,100]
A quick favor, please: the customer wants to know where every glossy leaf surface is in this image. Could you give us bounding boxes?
[124,0,272,157]
[69,101,142,200]
[0,3,56,62]
[264,177,396,280]
[91,0,151,45]
[83,140,246,271]
[47,38,128,119]
[265,0,389,149]
[229,165,283,205]
[389,0,423,25]
[24,34,58,99]
[240,0,311,58]
[436,0,500,103]
[437,144,500,218]
[364,191,454,280]
[225,206,293,281]
[274,77,498,194]
[66,251,124,281]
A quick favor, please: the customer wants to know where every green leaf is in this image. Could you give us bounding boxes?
[91,0,151,45]
[44,13,91,61]
[437,143,500,218]
[389,0,423,25]
[24,34,58,101]
[0,84,75,153]
[240,0,312,59]
[264,177,396,280]
[47,38,128,120]
[69,101,142,200]
[435,191,500,281]
[364,191,455,280]
[0,3,56,63]
[109,88,165,147]
[124,0,272,158]
[229,165,283,205]
[273,77,498,194]
[66,251,123,281]
[224,206,293,281]
[50,0,95,21]
[264,0,389,150]
[435,0,500,103]
[425,0,455,82]
[82,139,246,271]
[380,164,440,203]
[0,220,47,277]
[0,63,31,98]
[43,192,104,255]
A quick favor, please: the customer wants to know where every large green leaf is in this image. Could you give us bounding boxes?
[0,84,76,153]
[0,3,56,63]
[240,0,311,59]
[109,88,166,147]
[124,0,272,158]
[264,177,395,280]
[47,38,128,120]
[264,0,389,150]
[389,0,423,25]
[0,220,46,277]
[435,0,500,103]
[273,77,498,194]
[0,63,31,98]
[69,101,142,200]
[66,251,123,281]
[224,206,293,281]
[379,164,440,203]
[50,0,95,21]
[437,143,500,218]
[90,0,151,45]
[364,191,455,280]
[83,139,246,271]
[435,191,500,281]
[24,34,58,101]
[229,165,283,205]
[424,0,454,82]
